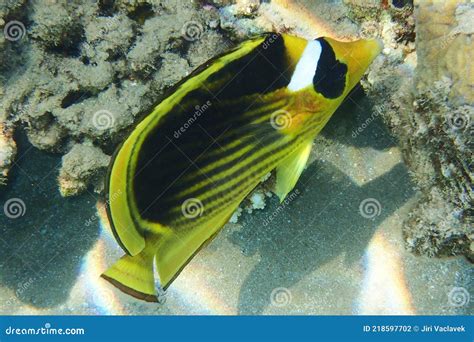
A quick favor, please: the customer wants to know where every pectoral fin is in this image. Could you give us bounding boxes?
[275,140,312,202]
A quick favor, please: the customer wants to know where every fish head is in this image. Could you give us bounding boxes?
[281,35,382,135]
[284,35,382,100]
[321,37,383,97]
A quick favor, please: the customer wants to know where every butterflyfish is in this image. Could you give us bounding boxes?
[102,33,383,301]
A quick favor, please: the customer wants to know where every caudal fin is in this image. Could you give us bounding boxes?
[101,243,158,302]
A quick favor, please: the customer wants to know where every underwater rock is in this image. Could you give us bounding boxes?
[357,0,473,260]
[0,0,227,181]
[404,0,473,260]
[58,143,110,197]
[0,0,240,195]
[0,124,16,185]
[415,1,473,104]
[235,0,261,17]
[217,0,359,41]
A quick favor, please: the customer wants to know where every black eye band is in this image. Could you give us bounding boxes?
[313,38,347,99]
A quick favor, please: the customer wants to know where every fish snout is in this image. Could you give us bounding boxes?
[324,37,383,93]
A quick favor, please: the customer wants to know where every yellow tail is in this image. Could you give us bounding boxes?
[101,240,158,302]
[103,206,240,300]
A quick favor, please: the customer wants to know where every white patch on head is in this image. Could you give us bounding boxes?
[287,40,322,92]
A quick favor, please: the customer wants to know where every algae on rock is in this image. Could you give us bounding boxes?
[352,0,473,260]
[0,0,228,191]
[404,1,473,260]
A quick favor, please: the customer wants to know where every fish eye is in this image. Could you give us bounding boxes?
[313,38,348,99]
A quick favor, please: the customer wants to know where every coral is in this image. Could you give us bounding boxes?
[0,0,229,192]
[405,1,474,259]
[351,0,473,259]
[217,0,360,41]
[406,1,473,260]
[58,143,110,197]
[415,0,473,104]
[0,124,16,185]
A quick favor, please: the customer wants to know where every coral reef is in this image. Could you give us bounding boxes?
[58,143,110,196]
[0,124,16,185]
[349,0,473,259]
[405,1,473,260]
[0,0,227,184]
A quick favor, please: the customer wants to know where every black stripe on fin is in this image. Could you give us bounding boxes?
[101,274,158,302]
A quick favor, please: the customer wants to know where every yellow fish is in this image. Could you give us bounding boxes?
[102,33,382,301]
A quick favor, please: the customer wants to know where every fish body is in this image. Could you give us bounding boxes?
[102,33,382,301]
